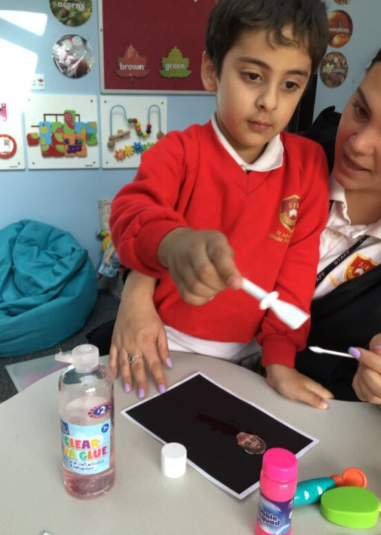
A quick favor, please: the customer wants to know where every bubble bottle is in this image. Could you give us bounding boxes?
[255,448,298,535]
[56,344,115,498]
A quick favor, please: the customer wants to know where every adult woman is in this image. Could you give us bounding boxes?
[89,49,381,407]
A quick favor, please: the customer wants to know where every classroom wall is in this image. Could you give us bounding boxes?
[0,1,215,267]
[314,0,381,118]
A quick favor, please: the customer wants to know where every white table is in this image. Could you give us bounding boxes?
[1,352,380,535]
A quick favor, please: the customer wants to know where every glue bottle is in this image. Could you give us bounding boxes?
[56,344,115,498]
[255,448,298,535]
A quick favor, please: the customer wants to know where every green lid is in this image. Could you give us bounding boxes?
[320,487,380,529]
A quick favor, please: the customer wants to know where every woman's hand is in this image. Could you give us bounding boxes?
[266,364,334,409]
[351,335,381,404]
[109,271,172,398]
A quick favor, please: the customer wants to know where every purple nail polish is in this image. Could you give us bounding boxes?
[124,383,131,393]
[158,384,166,394]
[166,357,173,368]
[138,388,145,399]
[374,345,381,350]
[348,347,361,359]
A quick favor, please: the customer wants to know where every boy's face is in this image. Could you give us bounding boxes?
[202,28,312,164]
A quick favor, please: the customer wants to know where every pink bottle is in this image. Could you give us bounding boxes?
[255,448,298,535]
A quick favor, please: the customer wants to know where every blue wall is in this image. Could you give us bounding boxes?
[0,1,215,267]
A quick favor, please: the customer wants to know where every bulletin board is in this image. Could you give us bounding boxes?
[100,96,167,168]
[0,99,25,171]
[24,95,99,170]
[99,0,216,94]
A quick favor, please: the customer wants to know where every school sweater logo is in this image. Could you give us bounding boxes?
[345,254,377,280]
[279,195,300,233]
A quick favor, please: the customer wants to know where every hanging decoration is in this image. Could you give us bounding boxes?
[147,104,164,140]
[115,45,149,84]
[52,35,94,79]
[26,108,97,158]
[159,46,192,87]
[328,10,353,48]
[49,0,93,27]
[108,103,164,161]
[107,105,131,148]
[0,134,17,159]
[320,52,348,88]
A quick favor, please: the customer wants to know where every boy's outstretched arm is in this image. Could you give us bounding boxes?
[158,227,242,306]
[256,141,331,408]
[109,270,171,397]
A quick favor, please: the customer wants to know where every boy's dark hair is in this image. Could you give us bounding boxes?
[205,0,328,78]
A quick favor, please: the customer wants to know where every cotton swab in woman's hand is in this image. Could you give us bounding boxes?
[241,278,309,330]
[309,346,355,359]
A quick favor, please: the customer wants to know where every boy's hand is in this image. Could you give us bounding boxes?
[266,364,334,409]
[352,335,381,404]
[158,228,242,305]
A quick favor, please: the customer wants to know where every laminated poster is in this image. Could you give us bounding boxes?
[123,373,318,499]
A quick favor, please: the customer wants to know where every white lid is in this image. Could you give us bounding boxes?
[161,443,187,478]
[55,344,99,372]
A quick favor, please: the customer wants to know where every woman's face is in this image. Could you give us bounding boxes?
[333,63,381,192]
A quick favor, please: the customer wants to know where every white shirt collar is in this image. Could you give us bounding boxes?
[211,113,283,172]
[330,173,381,239]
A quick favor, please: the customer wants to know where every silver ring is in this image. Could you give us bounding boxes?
[128,354,141,364]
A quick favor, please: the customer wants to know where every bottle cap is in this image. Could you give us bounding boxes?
[55,344,100,372]
[331,467,367,488]
[161,443,187,478]
[262,448,298,483]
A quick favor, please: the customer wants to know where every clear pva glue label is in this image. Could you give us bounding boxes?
[61,416,111,475]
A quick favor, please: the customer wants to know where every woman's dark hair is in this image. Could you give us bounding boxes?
[205,0,328,78]
[367,48,381,72]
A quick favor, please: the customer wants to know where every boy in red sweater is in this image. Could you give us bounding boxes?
[109,0,331,408]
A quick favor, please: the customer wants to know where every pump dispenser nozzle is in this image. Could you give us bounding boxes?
[55,344,99,372]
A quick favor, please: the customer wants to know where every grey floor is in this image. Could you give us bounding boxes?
[0,291,119,404]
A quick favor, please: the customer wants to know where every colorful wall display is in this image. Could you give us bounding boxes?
[50,0,93,26]
[52,34,94,79]
[99,0,216,93]
[25,95,99,170]
[100,96,167,168]
[0,99,25,171]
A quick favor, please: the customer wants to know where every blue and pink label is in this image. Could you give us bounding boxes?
[257,492,293,534]
[61,419,111,475]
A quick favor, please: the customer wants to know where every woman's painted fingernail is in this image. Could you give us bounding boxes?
[348,347,362,359]
[158,384,166,394]
[166,357,173,368]
[137,388,145,399]
[320,400,329,410]
[374,345,381,350]
[124,383,131,393]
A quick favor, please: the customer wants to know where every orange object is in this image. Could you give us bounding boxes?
[331,467,367,489]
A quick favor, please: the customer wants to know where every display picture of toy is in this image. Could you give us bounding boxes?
[328,10,353,48]
[52,35,94,79]
[49,0,93,27]
[319,52,348,88]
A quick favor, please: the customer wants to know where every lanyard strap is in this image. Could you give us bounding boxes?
[315,234,369,287]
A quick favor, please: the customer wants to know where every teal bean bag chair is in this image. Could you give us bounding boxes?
[0,220,98,357]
